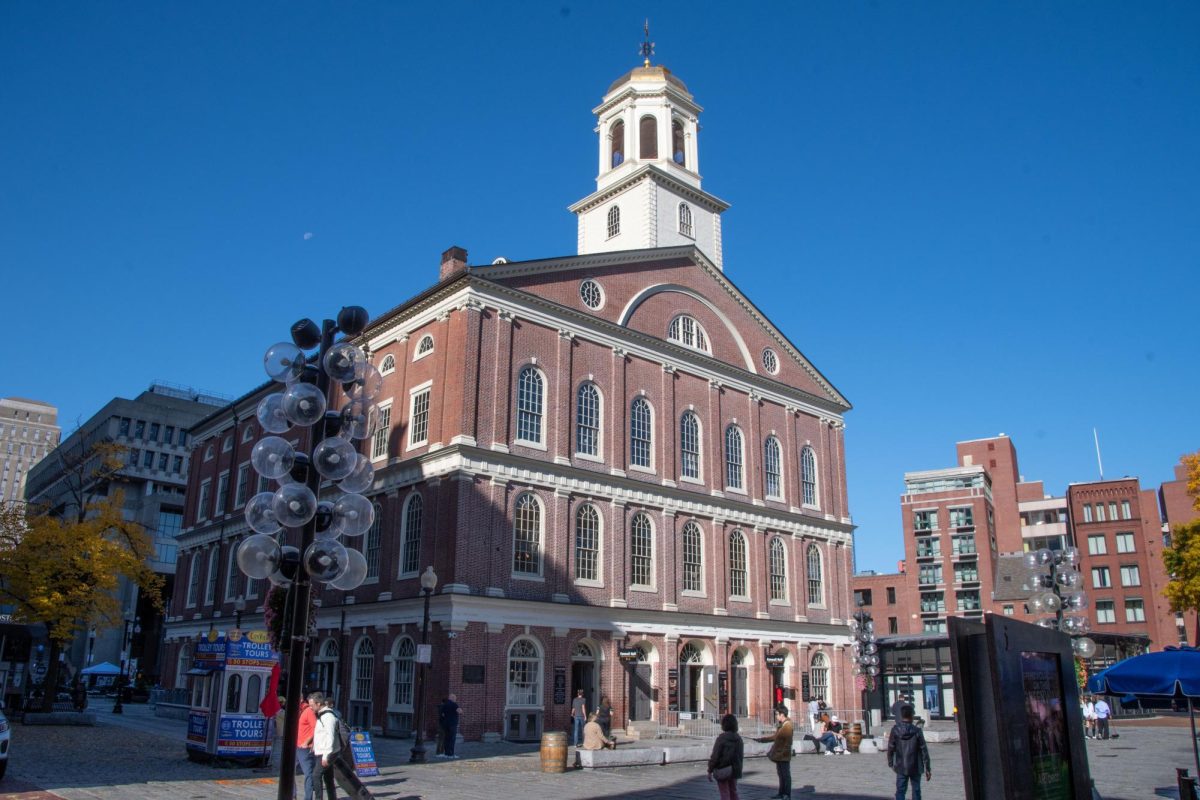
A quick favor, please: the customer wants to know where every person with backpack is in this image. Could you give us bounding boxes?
[313,696,345,800]
[887,704,931,800]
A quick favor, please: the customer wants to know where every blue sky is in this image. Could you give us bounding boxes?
[2,2,1197,574]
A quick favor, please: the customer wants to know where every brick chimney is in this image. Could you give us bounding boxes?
[440,246,468,281]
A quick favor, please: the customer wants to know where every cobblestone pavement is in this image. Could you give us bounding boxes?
[0,705,1192,799]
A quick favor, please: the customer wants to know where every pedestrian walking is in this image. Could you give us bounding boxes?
[1081,695,1096,739]
[1094,697,1111,740]
[596,695,613,740]
[435,696,447,755]
[887,704,931,800]
[438,693,462,759]
[807,697,820,733]
[311,694,340,800]
[570,689,587,747]
[296,693,319,800]
[707,713,744,800]
[756,703,794,800]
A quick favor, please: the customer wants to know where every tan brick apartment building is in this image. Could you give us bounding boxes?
[163,61,860,742]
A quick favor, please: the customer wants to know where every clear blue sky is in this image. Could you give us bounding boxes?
[2,2,1197,574]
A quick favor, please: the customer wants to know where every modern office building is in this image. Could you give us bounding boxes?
[163,58,860,742]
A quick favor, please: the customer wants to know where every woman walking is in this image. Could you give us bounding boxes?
[596,695,613,739]
[707,714,744,800]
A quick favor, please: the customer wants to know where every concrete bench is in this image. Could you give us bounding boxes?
[662,743,710,764]
[576,746,665,769]
[923,729,959,743]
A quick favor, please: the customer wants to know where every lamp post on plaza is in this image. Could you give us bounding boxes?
[112,616,140,714]
[410,566,438,764]
[848,601,879,736]
[1025,547,1097,660]
[233,595,246,631]
[234,306,378,800]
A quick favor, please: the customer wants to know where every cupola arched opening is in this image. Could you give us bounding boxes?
[672,119,685,166]
[639,115,658,160]
[610,120,625,168]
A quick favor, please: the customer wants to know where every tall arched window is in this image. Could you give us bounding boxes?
[244,674,262,714]
[400,493,423,576]
[672,119,686,166]
[607,205,620,238]
[576,383,601,456]
[810,652,829,703]
[807,544,824,606]
[679,411,700,479]
[668,315,709,352]
[630,398,652,468]
[354,638,375,702]
[186,553,201,606]
[516,366,544,444]
[729,530,748,597]
[725,426,744,490]
[507,638,542,707]
[390,637,416,708]
[610,119,625,167]
[513,493,542,575]
[205,548,219,605]
[801,446,818,507]
[682,521,703,592]
[639,115,658,159]
[764,437,783,499]
[769,538,787,601]
[175,643,192,687]
[574,504,600,582]
[364,502,382,580]
[678,202,693,236]
[630,513,653,587]
[315,639,339,699]
[225,673,242,712]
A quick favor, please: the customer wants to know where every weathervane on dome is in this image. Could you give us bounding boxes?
[640,19,654,67]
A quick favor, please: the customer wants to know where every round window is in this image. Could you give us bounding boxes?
[762,348,779,374]
[580,279,603,310]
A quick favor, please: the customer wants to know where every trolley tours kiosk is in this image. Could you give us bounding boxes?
[186,629,280,764]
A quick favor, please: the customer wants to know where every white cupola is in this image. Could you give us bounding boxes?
[569,56,730,269]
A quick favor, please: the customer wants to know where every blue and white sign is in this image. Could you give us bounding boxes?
[349,731,379,777]
[216,715,270,757]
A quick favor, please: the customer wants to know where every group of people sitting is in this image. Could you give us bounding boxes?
[802,712,849,754]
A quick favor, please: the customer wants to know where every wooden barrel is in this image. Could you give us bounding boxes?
[540,731,569,773]
[846,722,863,753]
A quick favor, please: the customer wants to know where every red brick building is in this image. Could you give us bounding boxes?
[163,61,857,742]
[1157,459,1200,644]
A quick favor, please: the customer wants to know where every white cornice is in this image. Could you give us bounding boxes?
[569,164,730,215]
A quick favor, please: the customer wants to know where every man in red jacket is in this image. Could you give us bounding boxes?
[295,693,320,800]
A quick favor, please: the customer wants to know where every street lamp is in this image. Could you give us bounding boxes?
[235,306,376,800]
[112,616,141,714]
[848,601,879,736]
[1025,547,1096,658]
[410,566,438,764]
[234,595,246,631]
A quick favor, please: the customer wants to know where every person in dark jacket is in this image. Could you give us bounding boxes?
[595,695,613,739]
[756,704,795,800]
[707,713,744,800]
[887,704,931,800]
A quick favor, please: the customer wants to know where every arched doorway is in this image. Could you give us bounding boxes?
[571,641,598,714]
[678,641,716,715]
[730,648,751,717]
[314,639,340,700]
[626,643,655,722]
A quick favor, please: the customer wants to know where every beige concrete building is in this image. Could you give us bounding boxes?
[0,397,59,509]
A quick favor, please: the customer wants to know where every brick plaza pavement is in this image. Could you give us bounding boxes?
[0,704,1191,799]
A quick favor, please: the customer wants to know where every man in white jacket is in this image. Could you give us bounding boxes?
[311,696,340,800]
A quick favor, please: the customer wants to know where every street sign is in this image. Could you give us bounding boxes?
[416,644,432,663]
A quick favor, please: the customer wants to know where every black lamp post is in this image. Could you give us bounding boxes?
[410,566,438,763]
[849,601,877,736]
[112,616,140,714]
[234,595,246,631]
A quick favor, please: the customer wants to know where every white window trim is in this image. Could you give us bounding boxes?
[724,425,745,494]
[222,434,233,453]
[628,396,655,473]
[801,446,821,510]
[679,411,703,483]
[806,545,827,609]
[371,400,394,462]
[680,521,706,596]
[572,503,604,588]
[514,364,548,451]
[574,381,604,462]
[406,380,434,451]
[768,537,789,605]
[379,353,397,375]
[763,436,785,503]
[204,548,219,605]
[196,479,212,522]
[234,461,251,508]
[511,493,544,579]
[185,555,200,608]
[413,335,435,362]
[398,493,422,579]
[629,513,656,592]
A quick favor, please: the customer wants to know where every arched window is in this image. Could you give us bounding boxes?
[186,553,201,606]
[610,120,625,167]
[801,446,818,507]
[576,383,601,456]
[241,425,256,443]
[507,638,542,707]
[667,315,709,352]
[245,674,262,714]
[354,638,375,702]
[205,548,219,605]
[764,437,783,499]
[810,652,829,703]
[630,397,652,468]
[807,544,824,606]
[680,642,703,664]
[672,120,686,166]
[678,202,693,237]
[682,522,703,592]
[516,366,544,444]
[380,354,396,374]
[639,115,658,159]
[315,639,340,698]
[513,493,542,575]
[400,493,422,576]
[607,205,620,238]
[729,531,748,597]
[364,502,382,579]
[630,513,653,587]
[391,637,416,707]
[575,504,600,582]
[175,643,192,687]
[225,673,242,712]
[725,425,744,490]
[416,335,434,357]
[769,538,787,601]
[679,411,700,479]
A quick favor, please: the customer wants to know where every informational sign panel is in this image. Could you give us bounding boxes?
[349,730,379,777]
[718,670,728,714]
[462,665,485,684]
[216,715,270,757]
[416,644,432,664]
[186,711,210,749]
[553,667,567,705]
[667,668,679,712]
[801,672,810,701]
[618,647,641,662]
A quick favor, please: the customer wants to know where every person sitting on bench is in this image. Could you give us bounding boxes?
[580,711,617,750]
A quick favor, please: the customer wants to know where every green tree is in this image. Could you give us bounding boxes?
[0,493,163,711]
[1162,451,1200,646]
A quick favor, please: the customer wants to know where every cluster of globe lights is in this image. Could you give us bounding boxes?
[236,334,383,594]
[849,615,880,680]
[1025,546,1097,659]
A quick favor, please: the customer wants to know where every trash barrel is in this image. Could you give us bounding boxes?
[540,730,569,773]
[846,722,863,753]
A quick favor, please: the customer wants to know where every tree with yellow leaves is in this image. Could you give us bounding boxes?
[0,493,163,711]
[1163,450,1200,647]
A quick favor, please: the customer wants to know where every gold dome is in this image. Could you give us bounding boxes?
[607,64,690,97]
